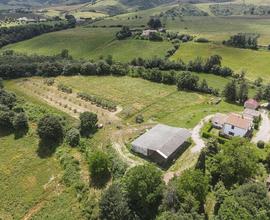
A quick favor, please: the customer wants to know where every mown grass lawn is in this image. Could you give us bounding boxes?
[172,42,270,82]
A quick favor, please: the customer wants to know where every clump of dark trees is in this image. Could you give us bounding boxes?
[0,16,76,48]
[116,26,132,40]
[0,50,233,97]
[0,78,29,138]
[223,78,249,104]
[37,111,98,146]
[223,33,259,50]
[131,55,233,77]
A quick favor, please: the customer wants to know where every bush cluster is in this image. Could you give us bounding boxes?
[131,55,233,77]
[57,83,72,94]
[77,92,117,112]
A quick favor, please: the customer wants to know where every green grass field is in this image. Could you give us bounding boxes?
[54,75,242,128]
[0,131,60,219]
[4,27,171,62]
[0,82,82,220]
[171,42,270,82]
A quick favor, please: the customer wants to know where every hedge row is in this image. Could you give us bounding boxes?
[57,84,72,94]
[201,123,227,144]
[77,92,117,112]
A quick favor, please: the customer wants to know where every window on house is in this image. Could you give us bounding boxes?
[229,132,234,136]
[231,125,235,129]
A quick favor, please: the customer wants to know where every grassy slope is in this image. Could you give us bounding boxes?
[0,132,60,220]
[166,16,270,46]
[0,81,82,220]
[171,42,270,82]
[55,75,242,128]
[4,27,171,62]
[93,7,270,46]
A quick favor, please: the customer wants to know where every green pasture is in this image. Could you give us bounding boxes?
[4,27,171,62]
[0,131,60,219]
[171,42,270,82]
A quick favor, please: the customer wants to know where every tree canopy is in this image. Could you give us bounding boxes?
[123,164,164,219]
[207,138,258,188]
[37,114,64,144]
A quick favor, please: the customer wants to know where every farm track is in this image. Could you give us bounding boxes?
[22,176,64,220]
[252,110,270,143]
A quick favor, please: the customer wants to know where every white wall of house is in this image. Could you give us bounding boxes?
[223,124,248,137]
[132,145,148,156]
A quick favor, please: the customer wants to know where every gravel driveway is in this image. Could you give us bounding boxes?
[252,110,270,144]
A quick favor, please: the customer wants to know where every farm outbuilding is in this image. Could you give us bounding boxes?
[131,124,191,164]
[244,99,259,110]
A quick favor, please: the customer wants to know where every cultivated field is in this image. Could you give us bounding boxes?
[51,76,241,128]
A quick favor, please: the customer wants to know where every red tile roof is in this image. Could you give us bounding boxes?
[244,99,259,109]
[225,113,252,130]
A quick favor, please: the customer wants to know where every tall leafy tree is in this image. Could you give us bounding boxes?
[238,80,249,104]
[100,183,132,220]
[223,80,237,102]
[123,164,164,219]
[37,115,64,144]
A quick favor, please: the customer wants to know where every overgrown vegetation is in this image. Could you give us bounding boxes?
[77,92,117,112]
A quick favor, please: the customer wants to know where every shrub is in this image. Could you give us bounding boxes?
[195,37,210,43]
[44,78,55,86]
[135,115,144,124]
[57,84,72,94]
[257,141,265,149]
[58,151,81,187]
[66,128,80,147]
[77,92,117,112]
[89,151,110,179]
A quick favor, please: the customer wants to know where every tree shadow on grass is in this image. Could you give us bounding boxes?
[0,128,13,138]
[14,128,29,140]
[37,139,61,158]
[90,172,111,189]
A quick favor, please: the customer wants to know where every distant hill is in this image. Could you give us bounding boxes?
[1,0,235,9]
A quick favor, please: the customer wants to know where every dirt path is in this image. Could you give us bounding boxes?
[191,115,214,153]
[22,176,63,220]
[110,125,153,167]
[164,114,214,184]
[252,110,270,144]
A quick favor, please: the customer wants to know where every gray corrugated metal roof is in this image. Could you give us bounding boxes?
[131,124,191,158]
